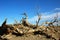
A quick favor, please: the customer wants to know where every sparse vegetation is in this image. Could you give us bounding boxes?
[0,13,60,40]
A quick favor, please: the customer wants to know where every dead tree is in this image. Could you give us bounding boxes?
[45,17,57,27]
[21,13,29,26]
[36,13,41,27]
[14,19,18,24]
[14,19,19,26]
[0,18,15,35]
[2,18,7,27]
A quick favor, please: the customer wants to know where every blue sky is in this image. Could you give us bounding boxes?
[0,0,60,25]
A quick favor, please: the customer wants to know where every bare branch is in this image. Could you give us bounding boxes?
[2,18,7,27]
[36,13,41,27]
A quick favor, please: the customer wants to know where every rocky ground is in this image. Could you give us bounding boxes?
[0,25,60,40]
[0,18,60,40]
[10,26,60,40]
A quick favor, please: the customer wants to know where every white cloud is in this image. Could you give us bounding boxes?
[55,8,60,10]
[28,11,60,24]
